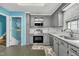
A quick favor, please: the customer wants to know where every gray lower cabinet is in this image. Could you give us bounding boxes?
[69,45,79,56]
[30,34,33,44]
[44,34,49,45]
[49,34,79,56]
[59,40,68,56]
[53,37,59,56]
[49,34,53,48]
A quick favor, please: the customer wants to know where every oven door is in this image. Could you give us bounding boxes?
[33,36,43,43]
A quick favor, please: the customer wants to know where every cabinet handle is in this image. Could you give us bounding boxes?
[71,48,77,53]
[67,50,69,54]
[61,42,64,45]
[71,55,74,56]
[70,48,79,55]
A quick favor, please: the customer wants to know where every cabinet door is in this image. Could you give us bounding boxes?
[59,40,68,56]
[44,34,49,45]
[49,34,53,47]
[58,11,63,26]
[30,34,33,44]
[69,45,79,56]
[69,51,77,56]
[53,37,59,56]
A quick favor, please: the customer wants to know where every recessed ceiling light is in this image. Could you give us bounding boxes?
[17,3,45,7]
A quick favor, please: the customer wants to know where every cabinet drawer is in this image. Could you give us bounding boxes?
[69,45,79,56]
[59,40,67,47]
[69,51,77,56]
[55,37,58,41]
[49,34,53,37]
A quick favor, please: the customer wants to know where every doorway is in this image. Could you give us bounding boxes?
[11,17,21,46]
[0,15,6,46]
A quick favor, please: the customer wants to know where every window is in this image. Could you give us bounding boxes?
[78,20,79,30]
[67,22,71,29]
[71,21,77,30]
[67,20,78,30]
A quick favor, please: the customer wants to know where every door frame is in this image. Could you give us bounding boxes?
[10,16,22,46]
[0,13,10,47]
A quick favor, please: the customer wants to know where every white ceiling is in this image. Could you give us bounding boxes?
[0,3,62,15]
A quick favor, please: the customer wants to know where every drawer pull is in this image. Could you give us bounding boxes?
[61,42,64,45]
[71,55,74,56]
[70,48,79,56]
[71,48,77,53]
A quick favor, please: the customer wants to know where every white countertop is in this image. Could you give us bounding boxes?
[49,32,79,48]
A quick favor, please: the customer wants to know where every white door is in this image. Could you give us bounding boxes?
[9,17,18,46]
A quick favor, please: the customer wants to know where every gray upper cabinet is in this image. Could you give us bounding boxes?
[30,15,51,28]
[51,11,63,27]
[50,4,67,27]
[58,11,63,26]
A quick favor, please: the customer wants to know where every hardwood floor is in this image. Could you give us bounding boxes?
[0,45,45,56]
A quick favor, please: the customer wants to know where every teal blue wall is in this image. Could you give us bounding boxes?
[0,15,6,36]
[0,7,26,46]
[0,7,8,37]
[10,12,26,46]
[0,7,9,15]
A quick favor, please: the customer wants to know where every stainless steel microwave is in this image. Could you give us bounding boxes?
[34,22,43,26]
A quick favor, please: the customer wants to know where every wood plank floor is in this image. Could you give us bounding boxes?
[0,45,45,56]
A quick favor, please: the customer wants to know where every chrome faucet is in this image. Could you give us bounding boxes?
[64,29,73,37]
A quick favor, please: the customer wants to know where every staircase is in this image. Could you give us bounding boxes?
[0,35,6,46]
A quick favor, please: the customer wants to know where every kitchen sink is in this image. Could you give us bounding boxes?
[59,35,78,40]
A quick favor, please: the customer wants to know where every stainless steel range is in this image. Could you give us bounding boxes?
[33,29,43,43]
[33,36,43,43]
